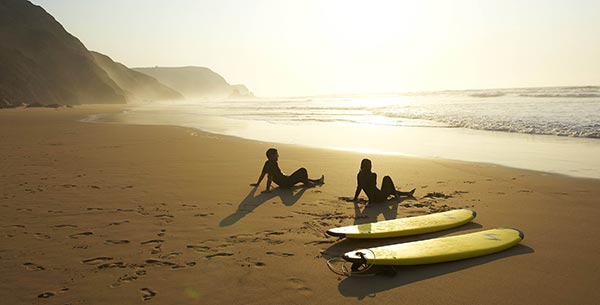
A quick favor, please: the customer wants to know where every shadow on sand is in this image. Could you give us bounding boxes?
[219,186,308,226]
[350,196,417,225]
[321,222,533,300]
[335,243,534,299]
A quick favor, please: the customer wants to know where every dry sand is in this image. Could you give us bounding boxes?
[1,106,599,305]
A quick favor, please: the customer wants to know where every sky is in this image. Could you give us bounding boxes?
[32,0,600,97]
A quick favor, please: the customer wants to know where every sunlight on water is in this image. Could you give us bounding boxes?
[87,87,600,179]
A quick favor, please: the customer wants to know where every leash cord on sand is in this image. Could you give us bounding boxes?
[326,255,375,277]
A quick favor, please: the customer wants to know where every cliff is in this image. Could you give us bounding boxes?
[90,51,183,102]
[0,0,126,107]
[133,66,254,98]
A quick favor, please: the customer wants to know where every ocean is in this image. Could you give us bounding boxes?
[86,86,600,179]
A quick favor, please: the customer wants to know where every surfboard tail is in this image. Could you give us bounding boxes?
[512,227,525,240]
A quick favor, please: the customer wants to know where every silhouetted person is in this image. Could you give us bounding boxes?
[251,148,324,193]
[352,158,415,204]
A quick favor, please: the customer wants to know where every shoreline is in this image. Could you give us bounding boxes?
[1,105,599,305]
[82,104,600,180]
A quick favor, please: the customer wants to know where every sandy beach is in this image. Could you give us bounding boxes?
[1,105,599,305]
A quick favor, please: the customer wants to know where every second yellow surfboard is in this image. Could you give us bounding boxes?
[326,209,477,239]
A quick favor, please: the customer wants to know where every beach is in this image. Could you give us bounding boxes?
[1,105,599,305]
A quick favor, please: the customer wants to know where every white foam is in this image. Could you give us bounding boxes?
[84,87,600,179]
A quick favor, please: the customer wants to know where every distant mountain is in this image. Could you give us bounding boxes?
[0,0,126,107]
[133,66,254,99]
[230,84,253,98]
[91,51,183,102]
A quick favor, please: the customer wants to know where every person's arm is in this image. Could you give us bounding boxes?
[264,174,273,193]
[250,162,268,187]
[250,171,266,187]
[353,174,361,201]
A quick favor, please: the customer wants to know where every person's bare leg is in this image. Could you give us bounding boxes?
[309,175,324,185]
[381,176,397,199]
[396,188,416,197]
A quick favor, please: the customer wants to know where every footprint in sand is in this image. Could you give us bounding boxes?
[69,231,93,239]
[159,252,182,260]
[287,278,313,296]
[37,292,55,298]
[98,262,127,269]
[105,239,130,245]
[109,220,129,226]
[241,257,266,268]
[266,251,295,257]
[81,257,113,265]
[151,244,162,255]
[54,224,78,228]
[145,259,182,269]
[23,262,45,271]
[186,245,210,252]
[264,231,285,237]
[140,288,156,301]
[140,239,164,245]
[205,253,234,259]
[136,269,147,276]
[193,213,214,217]
[34,233,51,239]
[110,274,139,288]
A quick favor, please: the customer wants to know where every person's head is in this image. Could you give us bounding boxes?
[266,148,279,161]
[360,158,372,172]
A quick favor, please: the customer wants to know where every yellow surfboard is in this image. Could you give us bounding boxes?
[343,228,524,265]
[326,209,477,239]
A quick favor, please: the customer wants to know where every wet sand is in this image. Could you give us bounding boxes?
[1,105,599,305]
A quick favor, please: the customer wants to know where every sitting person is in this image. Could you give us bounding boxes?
[352,158,415,204]
[251,148,324,193]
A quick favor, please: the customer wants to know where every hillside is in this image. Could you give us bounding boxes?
[91,51,183,102]
[134,66,254,98]
[0,0,126,107]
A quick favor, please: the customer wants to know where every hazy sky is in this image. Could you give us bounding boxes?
[32,0,600,97]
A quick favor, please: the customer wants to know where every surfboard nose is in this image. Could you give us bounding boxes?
[326,229,346,238]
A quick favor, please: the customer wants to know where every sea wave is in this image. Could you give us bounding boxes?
[377,112,600,138]
[131,86,600,139]
[519,93,600,98]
